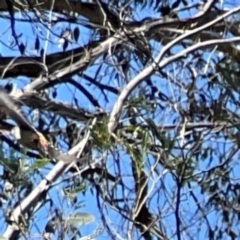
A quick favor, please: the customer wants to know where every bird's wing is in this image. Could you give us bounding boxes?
[0,89,48,150]
[0,89,37,132]
[0,89,79,163]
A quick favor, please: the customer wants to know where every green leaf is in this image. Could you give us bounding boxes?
[29,158,49,171]
[65,212,95,227]
[0,236,8,240]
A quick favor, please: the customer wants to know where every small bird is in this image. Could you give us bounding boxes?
[0,89,48,151]
[0,88,78,163]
